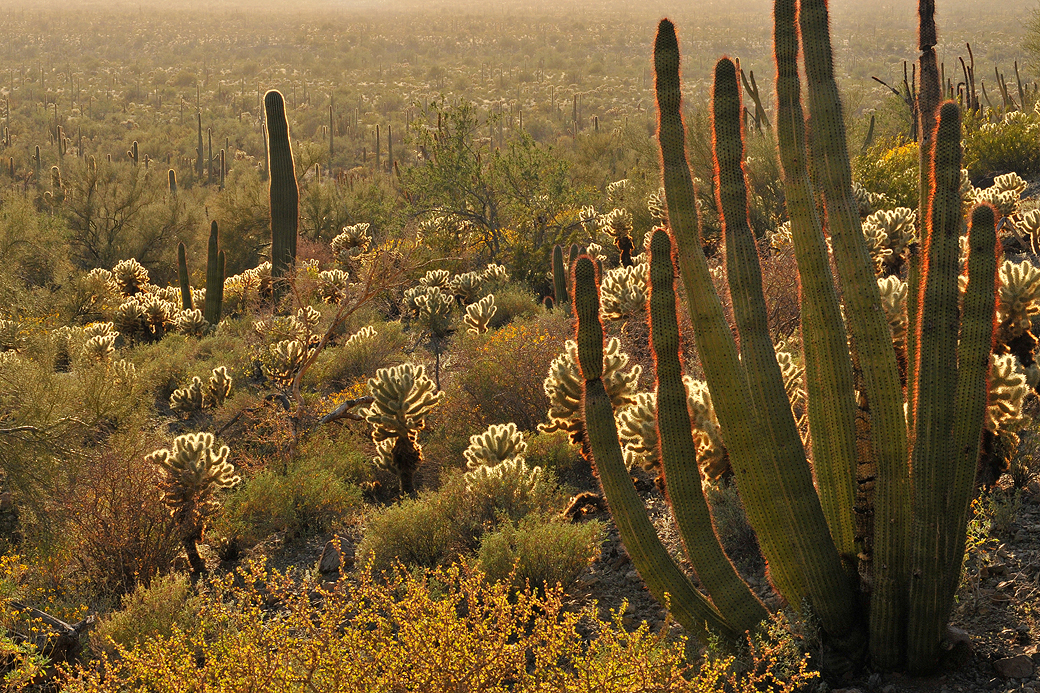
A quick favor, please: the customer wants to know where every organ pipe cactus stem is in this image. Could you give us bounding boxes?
[203,222,223,326]
[178,242,193,311]
[168,168,178,194]
[573,255,736,644]
[265,90,299,303]
[552,244,568,309]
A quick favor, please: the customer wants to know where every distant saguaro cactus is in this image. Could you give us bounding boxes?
[204,221,224,326]
[265,90,299,303]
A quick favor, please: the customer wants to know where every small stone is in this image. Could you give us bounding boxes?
[318,537,354,577]
[882,686,896,693]
[624,569,639,581]
[993,654,1033,679]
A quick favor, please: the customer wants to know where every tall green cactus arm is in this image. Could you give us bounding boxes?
[648,228,768,634]
[573,255,737,645]
[552,244,568,308]
[906,102,964,673]
[713,56,859,649]
[265,90,298,302]
[204,221,223,325]
[799,0,910,668]
[178,242,193,311]
[655,18,807,610]
[939,202,998,643]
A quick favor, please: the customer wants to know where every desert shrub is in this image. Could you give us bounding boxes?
[700,611,821,693]
[216,458,363,546]
[962,109,1040,178]
[435,312,570,456]
[358,469,561,574]
[476,515,603,591]
[853,138,919,209]
[306,319,408,388]
[63,562,696,693]
[91,572,197,657]
[62,440,181,598]
[487,283,540,328]
[518,429,578,471]
[704,480,763,576]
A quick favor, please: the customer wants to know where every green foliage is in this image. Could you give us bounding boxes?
[217,458,363,546]
[91,572,198,657]
[476,515,603,591]
[853,138,919,209]
[962,108,1040,178]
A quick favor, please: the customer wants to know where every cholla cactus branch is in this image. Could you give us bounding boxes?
[464,294,497,335]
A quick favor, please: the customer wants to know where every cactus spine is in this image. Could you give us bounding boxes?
[204,221,223,326]
[178,242,193,311]
[265,90,299,303]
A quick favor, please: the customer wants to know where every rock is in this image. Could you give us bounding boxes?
[318,537,354,577]
[993,654,1034,679]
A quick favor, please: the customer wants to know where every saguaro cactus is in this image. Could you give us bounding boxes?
[574,14,998,675]
[265,90,299,303]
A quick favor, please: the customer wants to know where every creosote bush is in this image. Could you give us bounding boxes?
[476,515,603,592]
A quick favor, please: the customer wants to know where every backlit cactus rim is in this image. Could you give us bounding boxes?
[363,363,443,494]
[147,432,239,574]
[464,294,496,335]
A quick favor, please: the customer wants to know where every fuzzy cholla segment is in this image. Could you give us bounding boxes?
[600,263,648,321]
[986,354,1030,435]
[464,422,527,470]
[147,432,239,519]
[539,338,640,444]
[877,276,909,349]
[997,260,1040,341]
[363,363,442,442]
[464,294,497,335]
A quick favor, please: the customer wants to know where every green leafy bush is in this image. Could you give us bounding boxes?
[91,572,197,657]
[963,109,1040,178]
[216,458,363,546]
[853,138,919,209]
[476,515,603,591]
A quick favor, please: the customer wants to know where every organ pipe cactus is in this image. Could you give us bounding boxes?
[147,432,239,575]
[573,15,999,674]
[177,242,193,311]
[265,90,298,303]
[362,363,442,494]
[551,244,568,310]
[204,221,224,326]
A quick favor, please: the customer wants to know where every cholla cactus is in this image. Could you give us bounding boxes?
[877,276,909,350]
[363,363,443,494]
[1019,210,1040,254]
[600,208,634,239]
[111,358,136,390]
[606,178,630,205]
[224,268,263,313]
[207,366,233,406]
[346,325,378,346]
[647,187,666,221]
[170,376,205,413]
[403,285,431,316]
[464,294,497,335]
[539,338,641,446]
[114,299,150,341]
[296,306,321,331]
[481,263,509,286]
[331,223,372,271]
[419,269,451,291]
[463,422,527,469]
[263,340,306,386]
[317,269,350,304]
[84,322,117,340]
[147,432,239,574]
[81,334,116,362]
[451,271,485,305]
[171,367,233,414]
[175,308,210,336]
[80,268,118,305]
[600,263,649,321]
[974,185,1020,219]
[991,172,1027,198]
[683,376,728,481]
[585,243,610,265]
[463,457,543,496]
[112,258,150,296]
[415,287,454,336]
[863,207,917,275]
[0,319,26,353]
[578,205,600,233]
[617,391,659,474]
[997,260,1040,342]
[986,354,1030,435]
